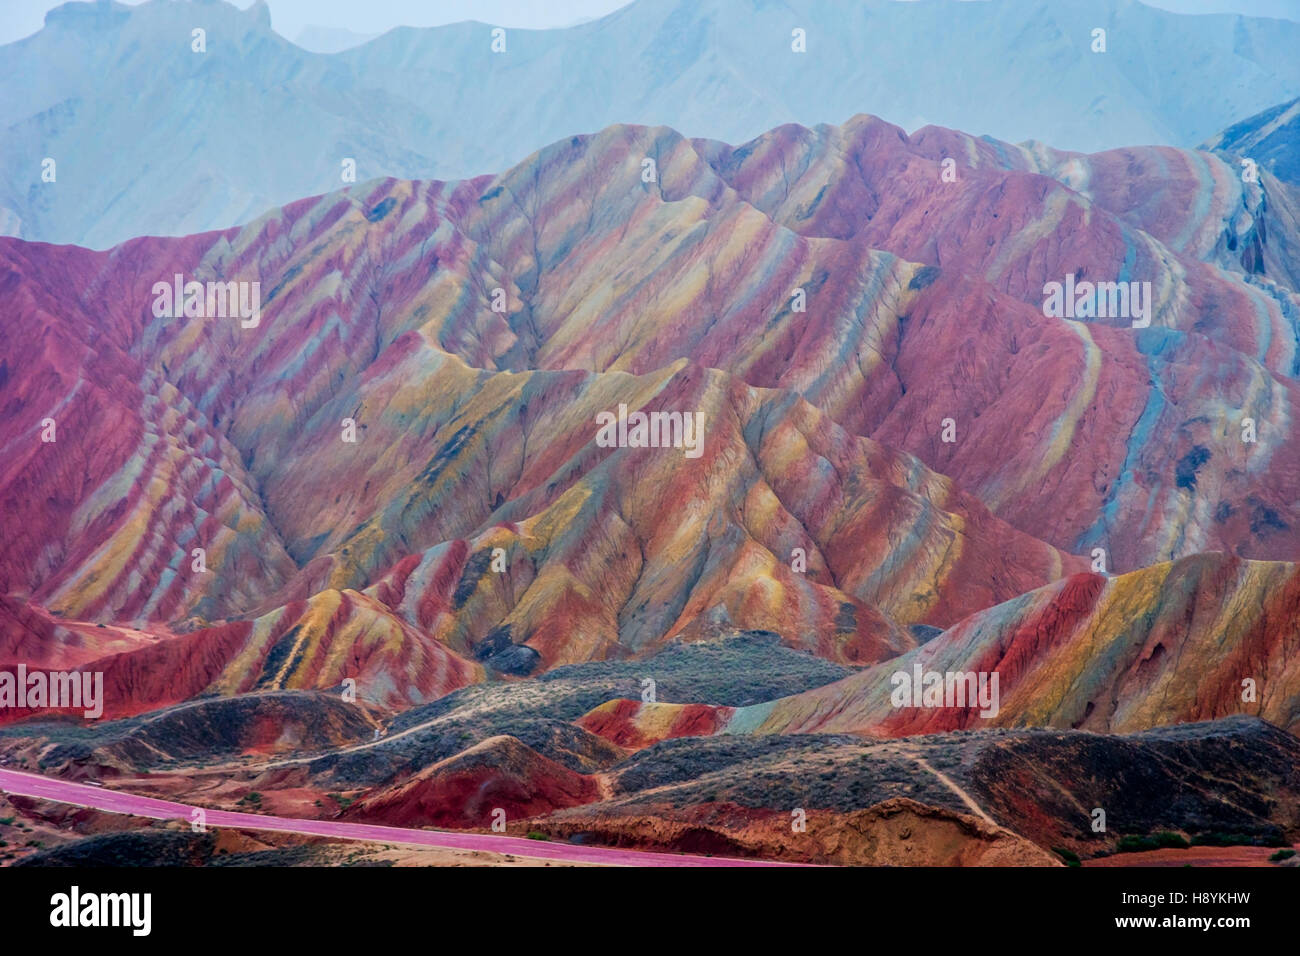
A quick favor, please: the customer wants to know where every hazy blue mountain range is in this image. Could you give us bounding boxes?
[1205,96,1300,184]
[292,24,380,53]
[3,0,1300,247]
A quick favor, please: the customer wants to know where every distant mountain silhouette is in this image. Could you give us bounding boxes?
[3,0,1300,247]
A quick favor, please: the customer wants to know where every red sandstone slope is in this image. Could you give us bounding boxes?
[0,596,163,669]
[6,118,1300,585]
[344,735,601,828]
[578,552,1300,745]
[3,114,1300,723]
[695,115,1300,340]
[0,589,484,723]
[0,357,1086,721]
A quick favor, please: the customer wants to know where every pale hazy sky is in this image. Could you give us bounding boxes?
[0,0,634,45]
[2,0,1298,47]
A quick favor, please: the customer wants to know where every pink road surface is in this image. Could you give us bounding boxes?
[0,767,797,867]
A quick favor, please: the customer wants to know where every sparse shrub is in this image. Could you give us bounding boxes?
[1192,831,1243,847]
[1269,849,1296,862]
[1116,832,1188,852]
[1116,835,1157,853]
[1191,831,1288,848]
[1052,846,1081,866]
